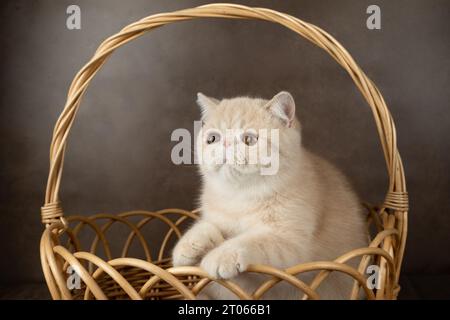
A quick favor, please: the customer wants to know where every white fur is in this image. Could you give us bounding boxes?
[172,92,368,299]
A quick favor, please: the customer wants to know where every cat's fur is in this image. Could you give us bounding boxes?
[172,91,368,299]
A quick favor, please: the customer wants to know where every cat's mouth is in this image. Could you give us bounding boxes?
[220,162,261,176]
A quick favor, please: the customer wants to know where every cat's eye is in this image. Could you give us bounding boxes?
[242,132,258,146]
[206,131,221,144]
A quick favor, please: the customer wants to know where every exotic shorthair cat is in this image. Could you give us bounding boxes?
[172,91,368,299]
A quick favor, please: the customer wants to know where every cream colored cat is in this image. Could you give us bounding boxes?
[172,91,368,299]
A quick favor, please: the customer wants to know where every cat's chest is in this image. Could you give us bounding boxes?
[204,211,259,237]
[202,199,279,238]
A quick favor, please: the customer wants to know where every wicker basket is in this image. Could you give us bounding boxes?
[40,3,408,300]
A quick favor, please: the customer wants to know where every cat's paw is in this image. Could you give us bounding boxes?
[172,222,224,267]
[172,238,205,267]
[200,245,248,279]
[195,292,211,300]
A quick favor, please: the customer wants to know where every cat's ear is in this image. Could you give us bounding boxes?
[265,91,296,127]
[197,92,220,115]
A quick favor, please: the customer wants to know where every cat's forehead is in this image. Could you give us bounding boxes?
[205,97,271,129]
[220,96,267,108]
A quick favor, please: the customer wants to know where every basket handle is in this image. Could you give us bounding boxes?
[42,3,407,227]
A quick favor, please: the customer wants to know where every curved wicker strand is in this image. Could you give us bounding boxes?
[53,246,108,299]
[72,252,142,300]
[102,258,196,300]
[40,231,62,299]
[349,228,399,298]
[248,247,394,300]
[251,262,376,300]
[67,215,113,260]
[41,229,73,299]
[119,211,185,258]
[140,266,253,300]
[88,213,153,262]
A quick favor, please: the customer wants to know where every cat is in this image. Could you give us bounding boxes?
[172,91,368,299]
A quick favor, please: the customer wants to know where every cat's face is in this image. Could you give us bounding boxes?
[196,91,300,180]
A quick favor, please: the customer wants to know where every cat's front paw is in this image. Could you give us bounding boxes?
[172,222,224,267]
[172,238,206,267]
[200,245,248,279]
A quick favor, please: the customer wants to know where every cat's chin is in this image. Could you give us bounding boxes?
[229,165,260,176]
[204,164,262,183]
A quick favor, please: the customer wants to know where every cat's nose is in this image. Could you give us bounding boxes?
[223,138,232,147]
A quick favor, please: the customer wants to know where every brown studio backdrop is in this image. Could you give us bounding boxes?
[0,0,449,297]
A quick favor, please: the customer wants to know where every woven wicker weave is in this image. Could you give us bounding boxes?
[40,3,408,300]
